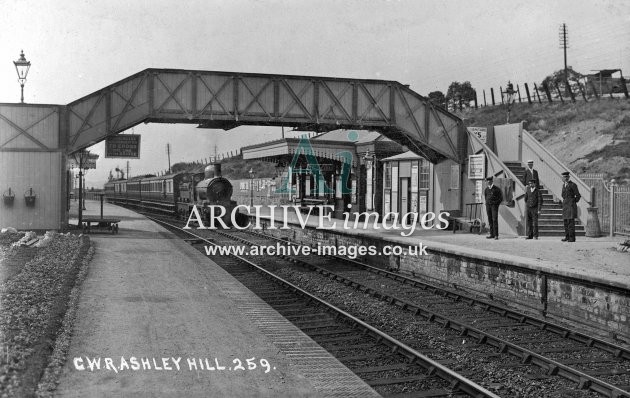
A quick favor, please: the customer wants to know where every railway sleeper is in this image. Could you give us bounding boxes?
[366,375,432,387]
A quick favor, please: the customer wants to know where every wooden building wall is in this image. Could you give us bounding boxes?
[0,104,66,230]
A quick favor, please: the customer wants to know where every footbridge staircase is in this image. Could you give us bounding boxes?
[468,124,592,237]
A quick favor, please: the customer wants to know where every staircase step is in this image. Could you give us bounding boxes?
[539,226,585,231]
[539,231,586,237]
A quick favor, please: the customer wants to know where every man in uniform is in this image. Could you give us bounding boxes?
[524,179,543,239]
[522,160,539,187]
[560,171,581,242]
[484,176,503,239]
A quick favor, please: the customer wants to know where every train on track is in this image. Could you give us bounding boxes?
[104,163,243,226]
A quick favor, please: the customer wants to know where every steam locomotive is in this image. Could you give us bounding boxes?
[103,163,240,226]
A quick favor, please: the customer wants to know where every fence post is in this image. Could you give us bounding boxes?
[499,86,504,104]
[621,75,630,99]
[554,82,565,103]
[483,90,487,106]
[533,83,542,103]
[577,81,588,101]
[524,83,532,104]
[610,179,616,236]
[589,80,600,99]
[517,84,522,103]
[564,79,576,103]
[542,82,553,103]
[474,89,478,109]
[490,88,495,106]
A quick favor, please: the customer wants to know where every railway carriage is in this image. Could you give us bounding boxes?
[104,163,242,226]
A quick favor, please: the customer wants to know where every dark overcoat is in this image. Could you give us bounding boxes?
[561,180,581,219]
[484,185,503,205]
[522,168,539,186]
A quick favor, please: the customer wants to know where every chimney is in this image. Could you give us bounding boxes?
[214,163,222,177]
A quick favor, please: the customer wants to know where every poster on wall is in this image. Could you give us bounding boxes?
[468,154,485,179]
[474,180,483,203]
[411,163,418,193]
[411,192,418,213]
[418,195,427,213]
[468,127,487,144]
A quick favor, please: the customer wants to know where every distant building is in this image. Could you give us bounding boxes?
[585,69,627,96]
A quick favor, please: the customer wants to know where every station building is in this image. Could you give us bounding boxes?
[241,129,463,221]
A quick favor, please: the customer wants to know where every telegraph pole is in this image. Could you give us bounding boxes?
[166,143,171,173]
[559,23,569,82]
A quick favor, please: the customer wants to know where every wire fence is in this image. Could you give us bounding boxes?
[579,173,630,236]
[445,76,630,111]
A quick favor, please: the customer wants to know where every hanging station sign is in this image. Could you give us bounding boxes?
[105,135,141,158]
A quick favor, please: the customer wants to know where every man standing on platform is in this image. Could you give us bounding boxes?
[484,176,503,240]
[524,179,543,239]
[522,160,539,187]
[560,171,581,242]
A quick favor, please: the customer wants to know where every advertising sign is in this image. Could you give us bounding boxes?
[468,127,487,144]
[468,154,485,179]
[105,135,141,158]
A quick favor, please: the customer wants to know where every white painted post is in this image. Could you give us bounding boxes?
[610,179,616,237]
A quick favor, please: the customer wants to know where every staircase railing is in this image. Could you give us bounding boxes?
[521,129,591,225]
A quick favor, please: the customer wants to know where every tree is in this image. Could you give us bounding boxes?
[446,81,476,102]
[171,162,191,173]
[540,67,583,88]
[427,91,446,108]
[540,67,583,96]
[445,81,476,109]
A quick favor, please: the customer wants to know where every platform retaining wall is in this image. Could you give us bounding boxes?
[252,217,630,345]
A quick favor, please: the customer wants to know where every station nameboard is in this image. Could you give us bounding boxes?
[105,135,141,158]
[69,151,99,169]
[468,154,485,179]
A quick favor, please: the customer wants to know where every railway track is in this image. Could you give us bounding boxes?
[147,215,498,398]
[209,227,630,398]
[145,214,630,397]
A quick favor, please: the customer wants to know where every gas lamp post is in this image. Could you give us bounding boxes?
[13,50,31,103]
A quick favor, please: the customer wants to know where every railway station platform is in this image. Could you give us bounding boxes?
[59,200,379,397]
[249,205,629,285]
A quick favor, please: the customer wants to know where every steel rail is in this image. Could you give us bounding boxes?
[242,228,630,361]
[146,215,500,398]
[220,229,630,398]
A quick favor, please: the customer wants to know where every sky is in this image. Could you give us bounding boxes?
[1,0,628,187]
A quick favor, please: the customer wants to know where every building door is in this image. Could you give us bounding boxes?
[399,178,409,216]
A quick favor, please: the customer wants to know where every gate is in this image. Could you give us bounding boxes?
[579,174,630,236]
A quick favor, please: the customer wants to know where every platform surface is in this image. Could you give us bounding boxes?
[246,205,630,289]
[60,201,378,397]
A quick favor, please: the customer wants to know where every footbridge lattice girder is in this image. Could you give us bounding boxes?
[66,69,464,163]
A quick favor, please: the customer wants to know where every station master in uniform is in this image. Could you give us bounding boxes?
[560,171,581,242]
[484,176,503,240]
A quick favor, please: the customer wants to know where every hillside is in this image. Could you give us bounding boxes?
[171,155,278,179]
[456,99,630,184]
